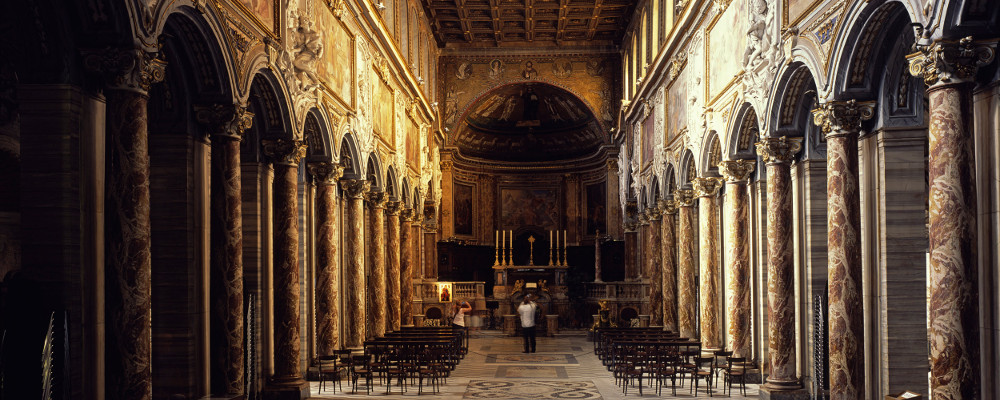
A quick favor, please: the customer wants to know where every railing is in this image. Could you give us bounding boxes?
[414,281,486,303]
[585,282,648,301]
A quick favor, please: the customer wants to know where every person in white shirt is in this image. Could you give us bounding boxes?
[452,301,472,329]
[517,294,538,353]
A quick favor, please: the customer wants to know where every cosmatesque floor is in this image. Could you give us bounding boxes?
[307,331,760,399]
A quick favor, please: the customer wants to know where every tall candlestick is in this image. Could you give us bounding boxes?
[496,230,499,248]
[563,229,568,266]
[550,230,553,249]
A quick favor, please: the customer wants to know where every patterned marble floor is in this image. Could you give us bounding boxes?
[307,331,760,399]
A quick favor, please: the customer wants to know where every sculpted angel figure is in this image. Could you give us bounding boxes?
[292,15,323,92]
[743,0,771,70]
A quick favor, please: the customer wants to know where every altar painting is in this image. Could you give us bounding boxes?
[317,2,354,105]
[500,188,558,230]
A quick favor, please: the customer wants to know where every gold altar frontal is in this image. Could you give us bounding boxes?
[492,264,569,301]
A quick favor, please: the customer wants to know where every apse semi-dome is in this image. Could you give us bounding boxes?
[454,83,605,162]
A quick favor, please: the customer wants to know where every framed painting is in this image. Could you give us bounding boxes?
[453,182,474,236]
[233,0,280,39]
[316,1,355,107]
[499,188,559,230]
[406,117,420,170]
[437,282,453,303]
[666,59,688,143]
[586,182,606,235]
[706,0,747,105]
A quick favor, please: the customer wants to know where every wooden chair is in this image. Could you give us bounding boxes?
[690,356,714,396]
[724,356,749,396]
[315,355,344,394]
[712,350,732,388]
[350,354,374,395]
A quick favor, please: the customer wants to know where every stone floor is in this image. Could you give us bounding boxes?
[307,331,760,399]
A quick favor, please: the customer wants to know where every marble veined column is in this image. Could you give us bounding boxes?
[340,179,370,349]
[386,201,402,332]
[308,162,344,356]
[196,103,253,396]
[624,201,639,281]
[86,47,166,400]
[812,100,873,399]
[693,177,724,351]
[367,191,388,338]
[908,36,994,400]
[400,208,415,325]
[647,208,663,326]
[719,160,755,358]
[674,189,697,339]
[262,138,307,387]
[756,136,803,391]
[660,200,678,332]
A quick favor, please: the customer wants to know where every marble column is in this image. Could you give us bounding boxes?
[400,208,415,325]
[623,201,639,281]
[340,179,369,349]
[674,189,698,339]
[84,47,165,400]
[195,103,254,396]
[646,208,663,326]
[693,177,724,351]
[755,136,803,391]
[660,200,678,332]
[308,162,345,356]
[638,213,649,281]
[812,100,873,399]
[261,138,308,389]
[386,201,402,332]
[367,191,388,338]
[719,160,756,358]
[907,36,994,400]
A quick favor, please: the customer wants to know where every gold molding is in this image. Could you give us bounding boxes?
[227,0,280,40]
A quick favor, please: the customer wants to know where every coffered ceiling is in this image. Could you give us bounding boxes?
[420,0,637,48]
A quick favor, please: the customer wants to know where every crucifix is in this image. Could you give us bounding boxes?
[527,235,535,266]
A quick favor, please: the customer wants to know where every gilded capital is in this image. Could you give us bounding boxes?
[307,162,345,185]
[440,159,454,172]
[719,159,756,183]
[386,200,402,215]
[659,199,677,214]
[755,136,802,164]
[646,206,662,221]
[692,177,724,198]
[811,99,874,138]
[195,104,254,140]
[340,179,370,199]
[400,208,415,222]
[83,47,167,94]
[366,191,388,208]
[606,158,618,171]
[907,36,995,87]
[262,139,307,165]
[674,189,695,207]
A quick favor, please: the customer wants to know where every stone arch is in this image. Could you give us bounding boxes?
[650,176,660,203]
[385,166,399,200]
[366,153,385,191]
[244,71,296,163]
[339,132,363,180]
[727,103,761,160]
[662,164,676,198]
[766,62,820,159]
[303,108,335,161]
[699,132,722,177]
[678,149,697,187]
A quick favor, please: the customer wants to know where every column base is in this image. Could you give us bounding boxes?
[760,384,809,400]
[263,380,310,400]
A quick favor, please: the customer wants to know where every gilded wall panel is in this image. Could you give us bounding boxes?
[232,0,279,38]
[374,76,394,146]
[706,0,747,105]
[316,1,355,107]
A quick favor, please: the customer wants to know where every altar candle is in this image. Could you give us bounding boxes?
[496,230,499,248]
[549,230,553,248]
[564,229,567,248]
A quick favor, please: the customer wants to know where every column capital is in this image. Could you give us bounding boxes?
[83,47,167,94]
[646,207,662,221]
[400,208,416,222]
[659,199,677,214]
[339,179,370,199]
[307,162,345,185]
[755,136,802,165]
[194,104,254,140]
[606,158,619,171]
[674,189,695,207]
[440,159,454,172]
[719,159,756,183]
[907,36,995,87]
[386,201,402,215]
[262,139,307,166]
[811,99,875,138]
[366,191,388,209]
[692,177,724,198]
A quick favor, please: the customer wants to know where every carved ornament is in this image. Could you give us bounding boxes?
[194,104,254,140]
[83,47,167,94]
[386,200,402,215]
[811,99,875,138]
[692,177,724,198]
[907,36,995,87]
[659,199,677,215]
[262,139,307,165]
[307,162,345,185]
[340,179,371,199]
[718,159,756,183]
[673,189,695,207]
[755,136,802,164]
[366,190,388,208]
